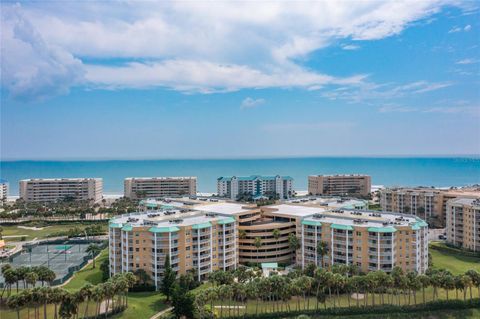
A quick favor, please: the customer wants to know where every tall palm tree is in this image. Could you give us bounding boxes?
[25,271,39,289]
[316,241,329,269]
[417,274,430,304]
[7,294,22,319]
[466,270,480,298]
[86,244,101,268]
[79,284,93,318]
[442,275,455,300]
[460,274,473,301]
[50,287,65,319]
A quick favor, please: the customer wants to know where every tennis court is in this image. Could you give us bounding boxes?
[0,240,104,287]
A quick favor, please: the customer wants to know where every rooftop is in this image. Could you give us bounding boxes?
[125,176,196,180]
[217,175,293,182]
[449,197,480,207]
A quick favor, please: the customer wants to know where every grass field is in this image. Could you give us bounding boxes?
[1,222,107,242]
[63,248,109,291]
[430,242,480,275]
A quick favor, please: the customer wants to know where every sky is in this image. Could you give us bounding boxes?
[1,1,479,160]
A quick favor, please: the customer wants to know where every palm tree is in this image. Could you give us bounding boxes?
[39,286,51,319]
[288,233,300,263]
[50,287,65,319]
[7,294,23,319]
[429,272,442,301]
[86,244,101,268]
[25,271,39,288]
[79,284,93,318]
[417,274,430,304]
[460,274,473,301]
[442,275,455,300]
[316,241,329,269]
[466,270,480,298]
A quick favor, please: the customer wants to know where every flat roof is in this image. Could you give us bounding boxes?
[302,208,421,230]
[449,197,480,207]
[125,176,196,180]
[265,204,327,217]
[191,202,256,215]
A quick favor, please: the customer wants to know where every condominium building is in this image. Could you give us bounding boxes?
[299,209,429,274]
[110,196,428,286]
[217,175,294,200]
[19,178,103,203]
[308,175,371,197]
[380,186,480,226]
[446,197,480,252]
[0,179,8,205]
[124,177,197,199]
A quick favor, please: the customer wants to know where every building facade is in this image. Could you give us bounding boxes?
[124,177,197,199]
[19,178,103,203]
[0,179,8,205]
[308,175,371,197]
[109,197,429,286]
[380,187,480,227]
[446,197,480,252]
[109,206,240,288]
[299,210,429,274]
[217,175,294,200]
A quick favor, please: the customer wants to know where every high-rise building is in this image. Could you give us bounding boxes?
[124,177,197,199]
[446,197,480,252]
[19,178,103,204]
[217,175,293,200]
[308,175,371,197]
[380,187,480,227]
[109,197,429,288]
[0,179,8,205]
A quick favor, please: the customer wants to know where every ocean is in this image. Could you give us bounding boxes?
[1,157,479,195]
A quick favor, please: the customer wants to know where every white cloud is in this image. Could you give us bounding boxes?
[241,97,266,109]
[342,44,361,50]
[0,1,469,99]
[378,104,479,116]
[1,6,84,100]
[449,24,472,33]
[456,58,478,65]
[322,80,452,103]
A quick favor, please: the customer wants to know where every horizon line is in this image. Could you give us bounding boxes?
[1,154,480,162]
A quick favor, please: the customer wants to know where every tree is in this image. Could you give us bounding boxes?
[133,269,150,286]
[466,270,480,298]
[100,259,110,281]
[316,241,329,269]
[161,254,177,302]
[86,244,101,268]
[417,274,430,304]
[171,284,196,319]
[25,271,39,289]
[288,233,300,263]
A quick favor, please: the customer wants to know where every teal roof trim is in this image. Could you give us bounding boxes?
[121,225,133,232]
[146,203,158,208]
[149,226,180,233]
[192,222,212,229]
[218,217,235,225]
[367,226,397,233]
[109,223,123,229]
[261,263,278,269]
[411,224,421,231]
[331,224,354,231]
[302,220,322,226]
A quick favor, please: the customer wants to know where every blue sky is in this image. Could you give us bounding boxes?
[1,1,479,159]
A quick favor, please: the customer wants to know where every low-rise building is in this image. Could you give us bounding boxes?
[217,175,293,200]
[308,174,371,197]
[446,197,480,252]
[124,177,197,199]
[19,178,103,204]
[380,186,480,227]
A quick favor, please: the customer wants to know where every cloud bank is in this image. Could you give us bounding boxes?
[0,1,470,100]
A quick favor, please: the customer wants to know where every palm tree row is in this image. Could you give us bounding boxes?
[5,272,136,319]
[1,264,56,297]
[195,266,480,318]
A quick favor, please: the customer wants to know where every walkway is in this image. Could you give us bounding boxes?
[149,307,173,319]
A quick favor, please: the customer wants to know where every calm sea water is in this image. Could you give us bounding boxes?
[1,157,479,195]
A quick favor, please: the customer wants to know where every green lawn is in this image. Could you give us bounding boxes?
[309,308,480,319]
[430,243,480,275]
[1,222,107,242]
[110,292,168,319]
[63,248,109,291]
